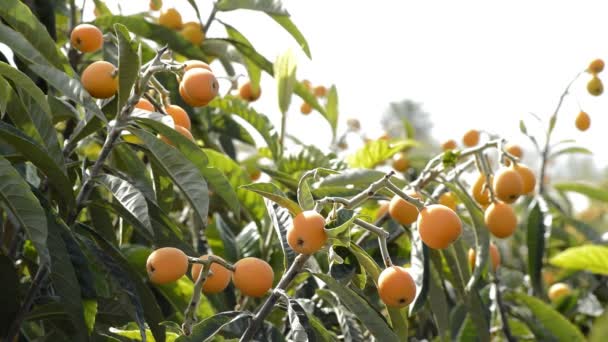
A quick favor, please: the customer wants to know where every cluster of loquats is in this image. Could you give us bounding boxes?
[146,247,274,298]
[299,79,328,115]
[157,6,205,45]
[573,58,605,131]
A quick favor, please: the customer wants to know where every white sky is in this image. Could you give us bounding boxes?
[2,0,608,169]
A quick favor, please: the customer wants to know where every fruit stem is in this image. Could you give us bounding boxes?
[187,255,236,272]
[143,93,169,115]
[240,254,310,342]
[353,218,392,267]
[182,261,212,335]
[475,151,496,203]
[385,181,425,211]
[149,75,172,106]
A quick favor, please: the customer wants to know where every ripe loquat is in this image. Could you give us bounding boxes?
[159,8,182,30]
[314,85,327,97]
[438,192,458,211]
[149,0,162,11]
[417,204,463,249]
[71,24,104,53]
[180,22,204,45]
[232,257,274,297]
[462,129,480,147]
[301,102,312,115]
[184,60,212,72]
[471,173,493,206]
[587,58,604,74]
[468,242,501,271]
[548,282,571,301]
[146,247,188,284]
[575,111,590,131]
[239,81,262,102]
[484,201,517,238]
[181,68,219,106]
[392,152,409,172]
[165,104,191,130]
[512,163,536,194]
[377,266,416,308]
[135,98,155,111]
[442,139,457,151]
[191,255,232,294]
[388,191,421,226]
[81,61,118,99]
[587,76,603,96]
[493,167,523,203]
[287,210,327,254]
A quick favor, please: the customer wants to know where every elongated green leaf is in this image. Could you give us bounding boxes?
[28,64,106,122]
[200,167,241,218]
[324,85,338,138]
[347,139,418,169]
[94,15,209,61]
[550,245,608,275]
[96,174,153,236]
[150,158,175,213]
[48,96,80,123]
[408,228,430,314]
[175,311,251,342]
[0,62,51,114]
[110,144,155,201]
[297,177,314,211]
[203,148,265,221]
[213,214,241,262]
[509,292,585,342]
[0,76,10,114]
[241,182,301,215]
[287,299,315,341]
[427,251,450,340]
[0,156,49,263]
[549,146,592,159]
[265,199,297,268]
[43,201,88,340]
[115,24,140,112]
[293,81,326,116]
[313,273,399,342]
[269,15,311,58]
[590,311,608,342]
[130,128,210,227]
[216,0,289,15]
[224,24,261,94]
[208,96,281,158]
[275,49,297,114]
[348,243,408,339]
[0,121,74,207]
[527,198,549,296]
[0,0,70,71]
[0,22,53,67]
[554,182,608,203]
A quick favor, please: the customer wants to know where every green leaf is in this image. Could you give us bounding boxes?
[508,292,585,342]
[293,81,326,116]
[114,24,140,113]
[0,0,70,71]
[48,96,80,123]
[318,168,406,189]
[28,63,106,122]
[589,311,608,342]
[241,182,302,216]
[212,214,241,262]
[223,24,261,94]
[96,174,153,237]
[287,299,315,341]
[0,122,74,207]
[408,228,430,315]
[269,15,311,58]
[0,155,49,263]
[549,245,608,275]
[313,273,400,342]
[527,198,550,296]
[175,311,251,342]
[0,76,10,114]
[297,177,315,211]
[265,199,297,268]
[324,85,339,139]
[554,182,608,203]
[203,148,265,222]
[94,15,209,61]
[0,62,51,114]
[549,146,592,159]
[200,167,241,219]
[216,0,289,15]
[427,250,450,340]
[43,200,88,340]
[130,128,210,227]
[275,48,298,114]
[325,209,356,240]
[0,21,53,68]
[110,144,155,201]
[207,96,281,159]
[347,139,418,169]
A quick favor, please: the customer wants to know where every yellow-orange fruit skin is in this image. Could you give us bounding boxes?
[184,60,211,72]
[548,282,572,301]
[512,164,536,194]
[165,104,191,130]
[249,169,261,181]
[71,24,104,53]
[239,82,261,102]
[468,243,501,271]
[484,202,517,238]
[392,152,409,172]
[158,8,182,29]
[377,266,416,308]
[587,76,603,96]
[442,139,457,151]
[287,210,327,254]
[300,102,312,115]
[146,247,188,284]
[135,98,154,111]
[575,111,591,131]
[438,192,458,211]
[505,143,523,159]
[179,83,207,107]
[388,191,421,226]
[191,255,232,294]
[493,167,524,203]
[588,58,605,74]
[81,61,118,99]
[182,69,219,105]
[462,129,480,147]
[161,125,194,146]
[180,23,204,45]
[232,257,274,297]
[417,204,463,249]
[149,0,162,11]
[471,173,493,206]
[314,85,327,97]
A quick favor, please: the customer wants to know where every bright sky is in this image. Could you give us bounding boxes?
[2,1,608,170]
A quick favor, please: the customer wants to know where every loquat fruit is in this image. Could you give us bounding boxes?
[438,192,458,211]
[511,164,536,194]
[232,257,274,297]
[468,242,501,271]
[441,139,457,151]
[159,8,182,30]
[165,104,191,130]
[70,24,104,53]
[377,266,416,308]
[388,191,421,226]
[81,61,118,99]
[135,98,155,112]
[191,255,232,294]
[392,152,409,172]
[417,204,462,249]
[471,173,493,206]
[548,282,571,301]
[287,210,327,254]
[587,58,604,74]
[300,102,312,115]
[493,167,523,203]
[146,247,188,284]
[484,201,517,238]
[587,76,603,96]
[181,68,219,106]
[239,81,261,102]
[575,111,590,131]
[462,129,480,147]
